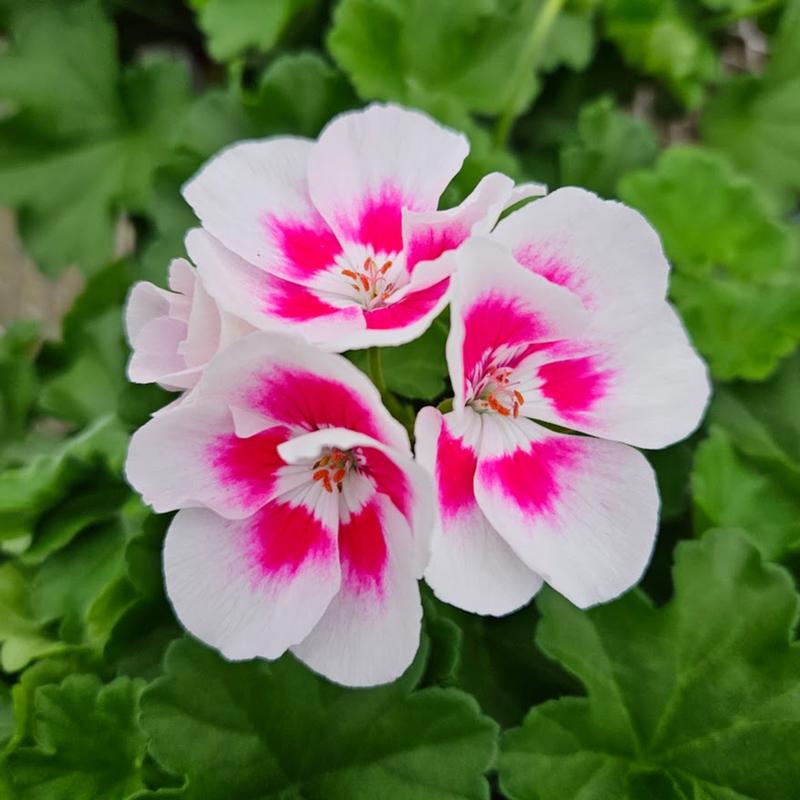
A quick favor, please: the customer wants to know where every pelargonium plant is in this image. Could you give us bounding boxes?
[125,103,710,687]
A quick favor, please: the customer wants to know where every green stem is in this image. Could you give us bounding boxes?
[367,347,387,395]
[367,347,415,435]
[494,0,566,147]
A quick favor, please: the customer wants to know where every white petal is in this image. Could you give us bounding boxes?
[183,137,344,284]
[279,426,434,575]
[415,406,543,616]
[125,399,289,518]
[492,188,710,448]
[190,331,411,454]
[308,103,469,257]
[474,414,659,608]
[447,236,588,411]
[291,494,422,687]
[164,496,340,661]
[187,228,365,352]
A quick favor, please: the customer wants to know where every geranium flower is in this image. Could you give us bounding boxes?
[416,191,710,615]
[126,257,252,390]
[181,103,543,351]
[126,332,434,686]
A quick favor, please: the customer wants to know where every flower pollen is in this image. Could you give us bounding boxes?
[342,256,397,310]
[471,365,524,418]
[312,447,355,493]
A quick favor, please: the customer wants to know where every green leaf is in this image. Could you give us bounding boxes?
[692,351,800,561]
[0,0,193,275]
[6,675,147,800]
[702,0,800,210]
[429,598,579,728]
[708,350,800,476]
[602,0,718,107]
[140,637,498,799]
[245,52,357,138]
[559,96,659,197]
[328,0,594,119]
[29,522,134,645]
[0,564,64,673]
[3,651,104,756]
[0,321,40,444]
[499,529,800,800]
[619,147,800,380]
[692,427,800,561]
[190,0,315,62]
[38,260,134,426]
[0,416,127,543]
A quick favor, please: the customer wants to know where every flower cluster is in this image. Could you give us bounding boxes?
[125,104,710,686]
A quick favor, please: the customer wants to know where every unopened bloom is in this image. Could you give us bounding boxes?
[126,258,251,390]
[126,332,433,686]
[182,103,542,351]
[416,190,710,614]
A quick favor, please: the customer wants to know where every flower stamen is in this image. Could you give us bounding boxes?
[340,256,397,310]
[312,447,355,493]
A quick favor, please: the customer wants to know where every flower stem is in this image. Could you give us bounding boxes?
[494,0,566,148]
[367,347,415,435]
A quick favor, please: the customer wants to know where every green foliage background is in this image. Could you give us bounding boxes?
[1,0,799,797]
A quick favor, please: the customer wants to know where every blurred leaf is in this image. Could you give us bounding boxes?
[646,439,695,521]
[245,51,357,137]
[560,96,659,197]
[0,564,65,673]
[6,675,147,799]
[189,0,315,62]
[0,321,40,443]
[702,0,800,210]
[140,637,498,799]
[499,530,800,799]
[0,416,127,543]
[0,0,193,275]
[38,260,135,426]
[692,427,800,561]
[0,682,13,750]
[692,351,800,560]
[602,0,718,106]
[29,523,134,646]
[709,350,800,475]
[620,147,800,380]
[329,0,594,119]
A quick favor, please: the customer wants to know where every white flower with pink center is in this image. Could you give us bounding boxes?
[126,332,434,687]
[182,103,543,351]
[126,258,252,391]
[416,190,711,615]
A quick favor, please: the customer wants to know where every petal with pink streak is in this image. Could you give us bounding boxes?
[183,137,343,284]
[493,187,670,322]
[446,237,588,410]
[188,228,364,352]
[292,494,422,687]
[474,414,659,608]
[403,172,517,276]
[278,426,434,575]
[307,104,469,255]
[363,279,448,331]
[491,190,710,447]
[190,333,410,453]
[126,398,291,519]
[164,493,340,661]
[415,407,543,616]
